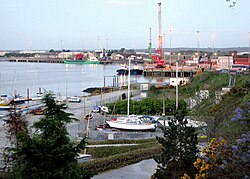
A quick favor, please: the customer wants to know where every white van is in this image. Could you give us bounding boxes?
[68,96,81,103]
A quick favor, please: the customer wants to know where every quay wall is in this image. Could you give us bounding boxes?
[143,69,198,77]
[0,57,127,64]
[8,57,64,63]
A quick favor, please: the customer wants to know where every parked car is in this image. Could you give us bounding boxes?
[68,96,81,103]
[92,105,109,113]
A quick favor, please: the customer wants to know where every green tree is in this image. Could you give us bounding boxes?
[152,109,198,179]
[108,97,187,116]
[3,110,29,175]
[12,93,88,178]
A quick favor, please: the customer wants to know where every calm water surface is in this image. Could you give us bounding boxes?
[0,62,170,97]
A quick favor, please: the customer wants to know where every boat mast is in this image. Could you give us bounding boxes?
[127,58,131,116]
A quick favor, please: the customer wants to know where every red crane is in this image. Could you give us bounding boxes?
[152,2,165,68]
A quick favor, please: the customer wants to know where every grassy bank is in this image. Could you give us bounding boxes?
[81,139,162,176]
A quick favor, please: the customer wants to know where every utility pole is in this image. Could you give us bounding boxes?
[197,31,200,57]
[248,32,250,66]
[169,29,172,66]
[148,28,153,63]
[127,58,131,116]
[176,53,180,110]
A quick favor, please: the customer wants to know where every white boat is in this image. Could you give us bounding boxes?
[76,154,92,163]
[116,64,128,75]
[106,115,157,131]
[106,58,157,131]
[0,94,11,106]
[68,96,81,103]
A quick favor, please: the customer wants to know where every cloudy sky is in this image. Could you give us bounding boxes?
[0,0,249,50]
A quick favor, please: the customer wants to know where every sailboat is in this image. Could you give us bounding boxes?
[0,73,11,107]
[106,59,158,131]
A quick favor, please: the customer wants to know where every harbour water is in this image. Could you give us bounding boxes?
[0,62,170,98]
[0,61,168,142]
[0,62,167,169]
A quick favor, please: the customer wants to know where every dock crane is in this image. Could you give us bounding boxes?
[152,2,165,68]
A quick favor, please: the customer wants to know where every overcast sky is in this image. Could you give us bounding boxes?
[0,0,249,50]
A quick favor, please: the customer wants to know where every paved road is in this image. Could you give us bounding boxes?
[92,159,158,179]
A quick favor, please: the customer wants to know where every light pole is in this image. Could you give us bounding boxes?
[163,33,166,63]
[227,53,230,77]
[197,31,200,57]
[169,29,172,66]
[248,32,250,66]
[82,40,85,52]
[211,34,215,60]
[127,57,131,116]
[176,53,181,111]
[60,40,63,51]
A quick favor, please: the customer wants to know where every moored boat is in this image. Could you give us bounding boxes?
[116,64,128,75]
[107,58,157,131]
[64,56,101,65]
[0,94,11,106]
[116,63,143,75]
[130,64,143,75]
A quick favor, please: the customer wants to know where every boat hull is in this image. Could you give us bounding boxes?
[64,60,101,65]
[106,120,156,131]
[116,69,128,75]
[116,69,143,75]
[130,69,143,75]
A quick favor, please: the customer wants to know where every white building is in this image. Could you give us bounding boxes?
[0,52,7,57]
[169,77,189,87]
[58,52,81,59]
[217,56,234,69]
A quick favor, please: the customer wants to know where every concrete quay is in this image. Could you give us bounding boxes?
[143,68,198,77]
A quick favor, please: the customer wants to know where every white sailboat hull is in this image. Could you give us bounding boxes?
[106,120,156,131]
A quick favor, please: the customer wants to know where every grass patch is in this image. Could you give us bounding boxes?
[81,138,162,176]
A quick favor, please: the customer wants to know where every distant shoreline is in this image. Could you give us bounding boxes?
[0,57,143,65]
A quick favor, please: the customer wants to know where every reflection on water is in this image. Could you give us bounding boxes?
[0,62,171,97]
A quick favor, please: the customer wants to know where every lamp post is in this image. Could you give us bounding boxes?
[82,40,85,52]
[163,33,165,63]
[211,34,215,60]
[227,53,230,78]
[214,52,217,59]
[169,29,172,66]
[197,31,200,57]
[176,53,181,111]
[60,40,63,51]
[248,32,250,66]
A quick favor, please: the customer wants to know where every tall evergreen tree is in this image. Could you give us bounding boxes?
[12,93,87,178]
[152,108,198,179]
[3,110,29,174]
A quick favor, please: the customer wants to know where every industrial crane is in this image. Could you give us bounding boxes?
[152,2,165,68]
